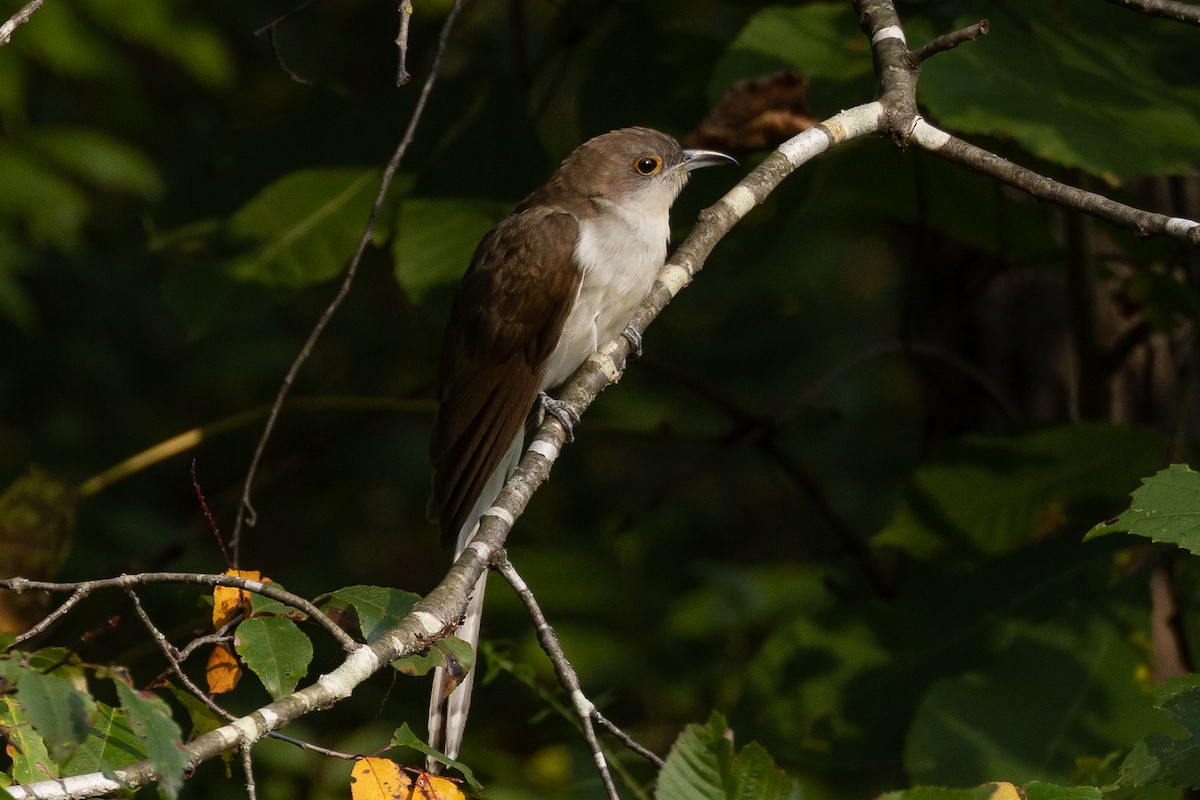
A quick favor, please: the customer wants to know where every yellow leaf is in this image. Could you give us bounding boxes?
[986,783,1021,800]
[412,771,466,800]
[350,757,412,800]
[212,569,267,629]
[206,643,242,694]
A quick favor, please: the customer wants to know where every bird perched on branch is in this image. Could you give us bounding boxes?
[426,127,734,766]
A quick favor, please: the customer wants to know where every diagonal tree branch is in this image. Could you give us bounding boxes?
[853,0,1200,247]
[2,102,883,800]
[0,0,42,46]
[11,3,1199,798]
[1103,0,1200,26]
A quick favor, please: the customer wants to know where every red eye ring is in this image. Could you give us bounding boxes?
[633,155,663,176]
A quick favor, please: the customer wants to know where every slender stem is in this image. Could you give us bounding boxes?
[494,555,623,800]
[0,0,43,46]
[230,0,463,563]
[907,19,988,65]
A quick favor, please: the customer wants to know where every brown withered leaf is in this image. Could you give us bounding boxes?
[684,71,818,156]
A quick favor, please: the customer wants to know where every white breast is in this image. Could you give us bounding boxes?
[540,199,670,389]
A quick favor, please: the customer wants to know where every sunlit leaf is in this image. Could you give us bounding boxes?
[206,643,241,695]
[323,585,419,642]
[411,771,466,800]
[11,663,96,762]
[113,677,186,798]
[388,723,481,789]
[919,0,1200,180]
[248,589,304,620]
[212,569,266,629]
[1085,465,1200,555]
[1120,674,1200,788]
[709,4,871,104]
[392,198,507,301]
[61,702,146,775]
[392,637,474,692]
[0,694,57,784]
[655,712,799,800]
[350,757,410,800]
[226,168,379,288]
[234,616,313,699]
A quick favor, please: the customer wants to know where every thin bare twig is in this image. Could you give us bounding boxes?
[853,0,1200,247]
[6,572,360,653]
[594,711,664,768]
[906,19,988,66]
[128,587,364,765]
[494,554,622,800]
[192,460,233,569]
[231,0,464,561]
[11,587,86,646]
[253,0,322,86]
[253,0,322,37]
[396,0,414,86]
[77,396,430,498]
[0,0,43,46]
[1103,0,1200,26]
[242,747,258,800]
[125,589,233,720]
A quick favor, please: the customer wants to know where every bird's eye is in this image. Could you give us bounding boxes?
[633,155,663,176]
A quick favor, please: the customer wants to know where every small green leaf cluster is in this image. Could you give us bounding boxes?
[0,646,185,797]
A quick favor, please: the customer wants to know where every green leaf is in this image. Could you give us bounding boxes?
[876,423,1166,558]
[234,616,313,699]
[61,702,146,776]
[225,168,379,288]
[655,712,799,800]
[390,647,440,677]
[113,678,187,798]
[248,588,305,620]
[393,637,474,682]
[905,619,1164,787]
[877,786,1009,800]
[392,198,507,301]
[165,682,224,740]
[919,0,1200,180]
[1023,784,1104,800]
[0,145,89,247]
[28,127,163,198]
[1085,465,1200,555]
[0,694,57,784]
[1119,674,1200,788]
[388,722,482,789]
[710,4,871,103]
[12,663,96,763]
[322,585,419,642]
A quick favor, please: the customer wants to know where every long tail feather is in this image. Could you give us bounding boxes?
[427,433,523,771]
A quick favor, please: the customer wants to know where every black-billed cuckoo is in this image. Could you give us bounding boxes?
[426,127,734,764]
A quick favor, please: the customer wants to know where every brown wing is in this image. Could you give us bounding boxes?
[427,207,581,544]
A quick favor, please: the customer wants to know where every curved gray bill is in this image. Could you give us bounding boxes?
[683,148,738,171]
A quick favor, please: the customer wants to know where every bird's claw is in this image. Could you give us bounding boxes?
[538,392,580,442]
[622,323,644,359]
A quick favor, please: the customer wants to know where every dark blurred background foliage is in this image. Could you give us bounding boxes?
[1,0,1198,797]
